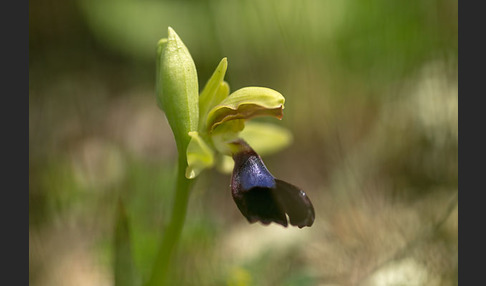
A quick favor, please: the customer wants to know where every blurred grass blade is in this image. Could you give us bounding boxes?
[114,199,138,286]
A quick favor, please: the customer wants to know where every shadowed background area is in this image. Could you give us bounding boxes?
[30,0,457,285]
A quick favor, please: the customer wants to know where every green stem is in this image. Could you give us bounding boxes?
[146,154,194,286]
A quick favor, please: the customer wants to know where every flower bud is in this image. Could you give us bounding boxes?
[156,27,199,153]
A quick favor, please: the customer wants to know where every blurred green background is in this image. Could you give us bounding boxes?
[29,0,457,285]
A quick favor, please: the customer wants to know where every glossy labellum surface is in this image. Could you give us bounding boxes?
[230,140,315,228]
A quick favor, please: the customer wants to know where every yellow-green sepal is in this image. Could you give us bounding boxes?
[206,87,285,132]
[214,122,293,174]
[239,121,293,155]
[215,154,235,174]
[186,131,215,179]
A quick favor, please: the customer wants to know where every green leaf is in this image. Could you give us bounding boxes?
[206,87,285,132]
[186,131,215,179]
[114,199,138,286]
[239,121,293,155]
[156,27,199,154]
[199,58,229,129]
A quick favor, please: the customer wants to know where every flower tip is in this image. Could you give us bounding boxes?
[157,38,168,52]
[217,57,228,74]
[167,27,182,42]
[220,58,228,71]
[185,168,196,179]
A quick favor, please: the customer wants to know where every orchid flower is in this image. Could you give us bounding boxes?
[156,27,314,228]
